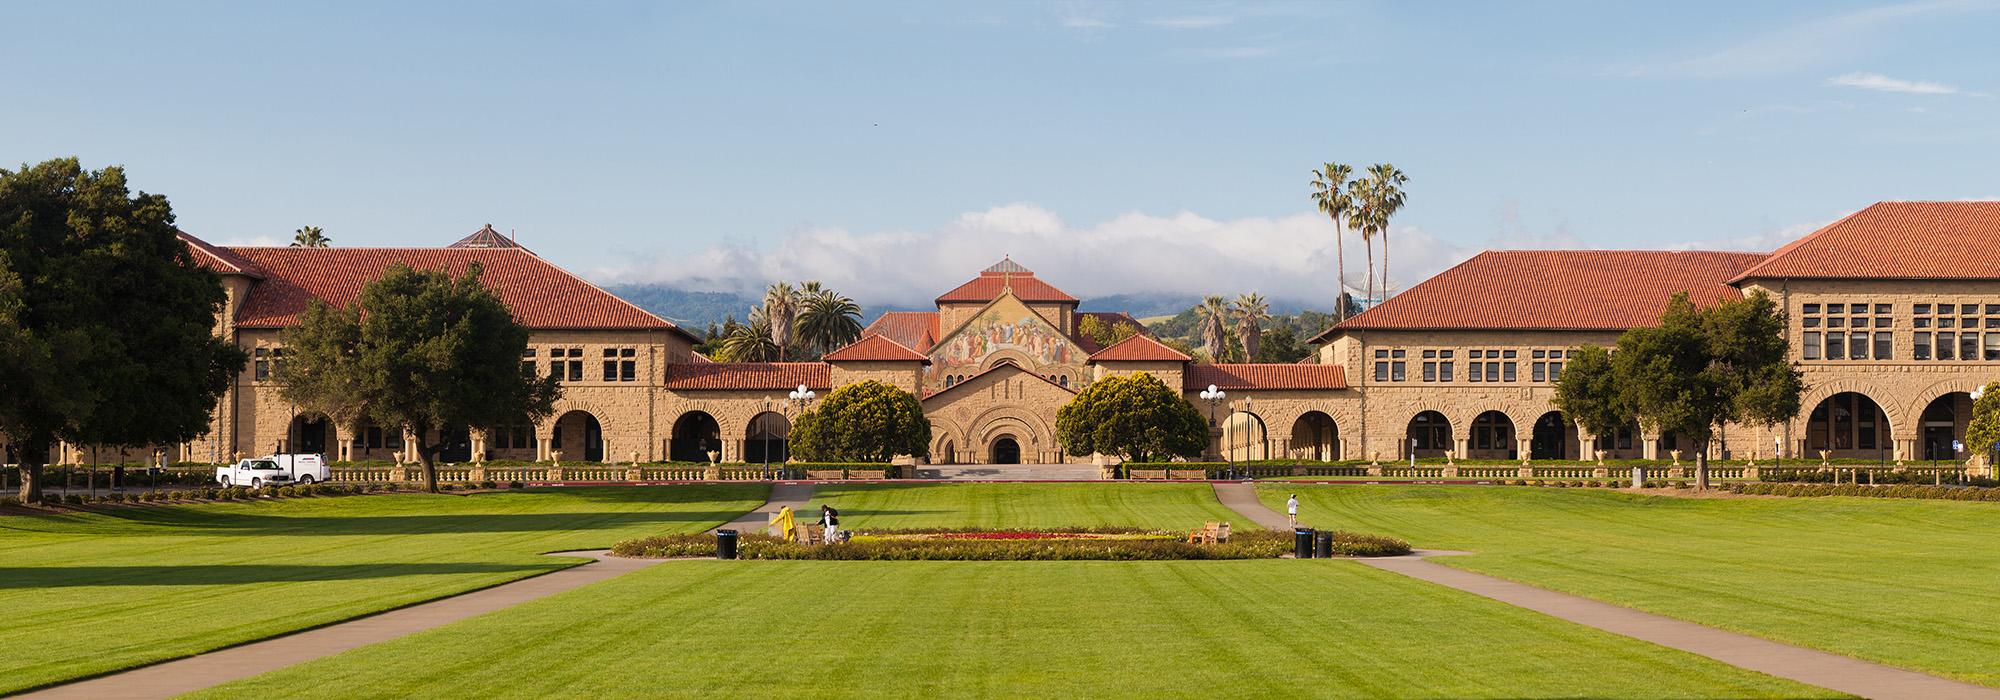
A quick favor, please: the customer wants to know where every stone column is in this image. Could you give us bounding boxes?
[1453,438,1469,462]
[1642,437,1659,461]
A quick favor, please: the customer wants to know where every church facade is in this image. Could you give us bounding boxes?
[9,201,1998,469]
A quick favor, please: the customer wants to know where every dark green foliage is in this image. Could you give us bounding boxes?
[1056,372,1207,462]
[789,380,930,462]
[611,528,1408,560]
[1968,382,2000,458]
[1079,314,1141,348]
[279,264,560,492]
[1731,482,2000,501]
[1550,345,1626,442]
[0,159,246,503]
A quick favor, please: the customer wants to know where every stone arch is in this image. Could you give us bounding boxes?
[980,350,1038,373]
[968,405,1057,463]
[1467,410,1517,460]
[1288,411,1339,461]
[1804,392,1892,460]
[1221,410,1271,461]
[551,409,605,462]
[744,411,790,464]
[1405,410,1452,458]
[1529,411,1578,461]
[669,410,722,463]
[286,412,332,455]
[1903,376,1988,439]
[927,414,967,464]
[1798,378,1906,442]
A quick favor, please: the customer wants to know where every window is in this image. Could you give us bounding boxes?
[1803,303,1821,314]
[1916,318,1931,328]
[1803,317,1821,328]
[1990,318,2000,329]
[1941,317,1957,328]
[365,427,383,449]
[1850,332,1868,360]
[1469,350,1484,359]
[1803,332,1821,360]
[1502,350,1517,359]
[1374,362,1389,382]
[1915,303,1931,315]
[1988,333,2000,361]
[522,349,537,376]
[1375,349,1389,358]
[601,347,638,382]
[1532,363,1546,382]
[1876,304,1892,314]
[1828,317,1845,328]
[1502,363,1517,382]
[1875,317,1892,328]
[385,429,403,450]
[1391,362,1406,382]
[254,347,270,380]
[1487,361,1501,381]
[1827,303,1844,314]
[1962,333,1980,361]
[1422,349,1437,359]
[1874,332,1892,360]
[1826,332,1845,360]
[1391,349,1406,358]
[1439,362,1454,382]
[551,348,582,381]
[1915,332,1932,360]
[1532,350,1546,359]
[1423,362,1438,382]
[1939,332,1956,360]
[1549,361,1562,381]
[1439,350,1454,359]
[1468,362,1482,382]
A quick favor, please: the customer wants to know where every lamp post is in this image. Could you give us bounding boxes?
[1199,384,1226,466]
[786,384,817,479]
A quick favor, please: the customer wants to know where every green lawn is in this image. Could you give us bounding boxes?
[0,485,766,695]
[1261,484,2000,687]
[809,482,1252,531]
[191,559,1832,699]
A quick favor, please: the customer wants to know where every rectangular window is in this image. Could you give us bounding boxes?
[1423,362,1437,382]
[1469,350,1484,359]
[1440,350,1453,358]
[1826,332,1845,360]
[1942,317,1958,328]
[1391,349,1406,358]
[1500,363,1515,382]
[1989,318,2000,329]
[386,430,403,450]
[1532,362,1546,382]
[1374,362,1389,382]
[1468,363,1482,382]
[1828,317,1845,328]
[1874,332,1892,360]
[1875,317,1892,328]
[1803,332,1821,360]
[1803,303,1821,314]
[1988,333,2000,361]
[621,348,638,382]
[1375,349,1389,358]
[1549,361,1562,381]
[1967,333,1984,361]
[1439,362,1454,382]
[1939,332,1956,360]
[1916,318,1931,328]
[1915,303,1931,315]
[522,349,537,376]
[1532,350,1546,359]
[1850,332,1869,360]
[1876,304,1892,314]
[1487,361,1501,380]
[366,427,383,449]
[1391,361,1406,382]
[1915,332,1932,360]
[1827,303,1844,314]
[254,348,270,380]
[1803,317,1821,328]
[566,348,584,381]
[1422,349,1437,359]
[1988,304,2000,315]
[1502,350,1517,359]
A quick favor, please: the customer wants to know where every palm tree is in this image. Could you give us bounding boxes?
[1231,293,1270,362]
[762,282,799,360]
[717,307,781,362]
[1308,163,1354,319]
[798,286,864,356]
[290,226,331,247]
[1196,295,1230,362]
[1361,163,1409,304]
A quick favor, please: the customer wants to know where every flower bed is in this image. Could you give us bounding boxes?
[610,527,1411,561]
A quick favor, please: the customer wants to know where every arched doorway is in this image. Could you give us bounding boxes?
[436,427,472,463]
[1918,393,1971,461]
[990,436,1021,464]
[1407,411,1451,458]
[1469,411,1516,460]
[745,411,790,465]
[1530,412,1574,460]
[671,411,722,463]
[1289,412,1339,461]
[937,439,955,465]
[1806,392,1889,459]
[552,410,604,462]
[1222,412,1270,461]
[289,414,330,455]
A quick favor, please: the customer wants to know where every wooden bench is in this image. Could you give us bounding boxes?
[847,469,886,480]
[805,470,845,480]
[1129,469,1169,480]
[1189,521,1232,544]
[1167,469,1209,481]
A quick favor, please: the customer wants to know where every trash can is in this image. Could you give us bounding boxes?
[1294,528,1316,559]
[1315,530,1333,559]
[715,529,738,560]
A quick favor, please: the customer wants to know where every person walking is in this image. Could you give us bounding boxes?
[820,504,841,544]
[1286,494,1299,529]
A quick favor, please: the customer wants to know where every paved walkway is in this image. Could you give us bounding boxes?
[1210,482,2000,700]
[709,481,816,535]
[19,550,667,700]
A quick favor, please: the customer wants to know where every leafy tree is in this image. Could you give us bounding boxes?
[1079,314,1140,348]
[797,285,863,357]
[1231,293,1270,361]
[789,380,929,462]
[1550,345,1630,451]
[1254,324,1307,363]
[279,263,559,492]
[1609,291,1801,489]
[0,159,245,503]
[291,225,331,247]
[715,309,780,362]
[1967,382,2000,462]
[1308,162,1355,319]
[1055,372,1207,463]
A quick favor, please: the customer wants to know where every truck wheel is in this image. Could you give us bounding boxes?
[298,475,316,485]
[251,478,261,488]
[219,477,230,487]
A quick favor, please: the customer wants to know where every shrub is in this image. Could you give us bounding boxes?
[611,528,1409,561]
[508,481,525,489]
[1734,482,2000,502]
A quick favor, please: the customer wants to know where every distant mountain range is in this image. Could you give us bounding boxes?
[604,284,1327,338]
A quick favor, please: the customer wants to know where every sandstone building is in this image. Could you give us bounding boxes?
[6,201,1996,468]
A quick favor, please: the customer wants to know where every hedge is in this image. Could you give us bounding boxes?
[1728,482,2000,501]
[611,527,1410,560]
[0,480,527,510]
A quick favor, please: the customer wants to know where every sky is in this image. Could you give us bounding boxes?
[6,1,1998,308]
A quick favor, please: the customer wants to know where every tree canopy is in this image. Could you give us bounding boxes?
[1967,382,2000,462]
[789,380,930,462]
[279,262,560,492]
[1055,371,1207,463]
[1549,345,1628,447]
[0,158,245,503]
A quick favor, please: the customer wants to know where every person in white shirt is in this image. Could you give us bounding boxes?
[1286,494,1299,529]
[820,505,841,544]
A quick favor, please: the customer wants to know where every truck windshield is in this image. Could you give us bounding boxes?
[253,462,280,470]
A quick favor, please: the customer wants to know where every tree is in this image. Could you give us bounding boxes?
[715,308,780,362]
[1308,162,1355,319]
[1967,382,2000,463]
[0,159,245,503]
[1079,314,1140,348]
[1550,345,1630,454]
[1254,325,1307,363]
[1350,164,1409,305]
[1055,372,1207,463]
[1195,295,1229,361]
[1231,293,1270,362]
[1610,291,1802,489]
[763,282,799,360]
[279,263,559,492]
[291,226,331,247]
[789,380,929,462]
[797,285,863,356]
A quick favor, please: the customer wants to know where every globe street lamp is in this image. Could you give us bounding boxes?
[1199,384,1225,467]
[785,384,817,479]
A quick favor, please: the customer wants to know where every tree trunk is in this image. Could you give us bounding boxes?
[1364,236,1376,306]
[1695,440,1710,491]
[1335,215,1348,320]
[15,439,49,504]
[1380,232,1390,302]
[416,442,440,494]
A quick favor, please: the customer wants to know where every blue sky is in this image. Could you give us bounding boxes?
[6,1,1997,306]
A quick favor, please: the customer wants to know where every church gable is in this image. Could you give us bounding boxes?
[925,292,1083,393]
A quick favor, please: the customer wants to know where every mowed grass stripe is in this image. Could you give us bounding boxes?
[0,485,767,695]
[1262,484,2000,687]
[191,560,1833,699]
[809,483,1255,531]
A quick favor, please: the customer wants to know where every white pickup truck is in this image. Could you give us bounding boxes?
[215,454,328,487]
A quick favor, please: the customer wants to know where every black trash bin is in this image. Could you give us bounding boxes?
[715,529,739,560]
[1294,528,1316,559]
[1315,530,1333,559]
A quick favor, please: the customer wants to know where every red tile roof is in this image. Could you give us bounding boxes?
[1314,250,1765,340]
[1184,364,1348,391]
[219,246,691,336]
[179,232,264,279]
[862,311,942,352]
[662,362,830,391]
[936,260,1079,304]
[1731,201,2000,283]
[823,334,929,363]
[1088,333,1191,362]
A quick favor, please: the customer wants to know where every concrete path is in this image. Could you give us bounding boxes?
[1210,482,2000,700]
[18,550,667,700]
[708,481,815,535]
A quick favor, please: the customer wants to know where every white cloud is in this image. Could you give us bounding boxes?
[1827,71,1959,94]
[1145,15,1233,29]
[1611,0,1996,78]
[218,235,285,247]
[591,204,1475,309]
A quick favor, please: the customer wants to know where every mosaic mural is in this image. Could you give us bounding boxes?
[925,295,1079,391]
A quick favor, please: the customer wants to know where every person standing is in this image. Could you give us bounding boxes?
[1286,494,1299,529]
[821,504,841,544]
